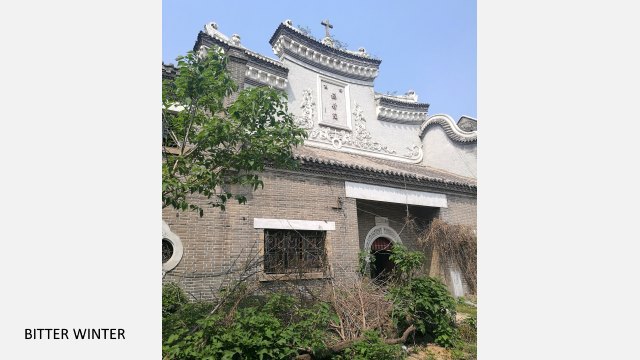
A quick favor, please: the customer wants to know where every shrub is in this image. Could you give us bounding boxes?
[358,250,375,276]
[389,245,424,283]
[162,292,332,360]
[389,276,457,348]
[163,282,189,315]
[334,331,405,360]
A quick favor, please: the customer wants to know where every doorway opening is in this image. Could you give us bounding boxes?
[370,237,394,280]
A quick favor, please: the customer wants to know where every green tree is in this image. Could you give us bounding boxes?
[162,49,306,215]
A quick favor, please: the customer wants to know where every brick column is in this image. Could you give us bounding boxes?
[225,47,248,105]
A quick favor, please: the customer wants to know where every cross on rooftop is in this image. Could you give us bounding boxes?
[321,19,333,38]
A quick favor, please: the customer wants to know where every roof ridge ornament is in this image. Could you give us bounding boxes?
[321,19,333,38]
[204,21,229,41]
[320,19,335,48]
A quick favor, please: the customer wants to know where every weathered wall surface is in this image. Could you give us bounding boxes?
[422,126,477,179]
[438,194,477,228]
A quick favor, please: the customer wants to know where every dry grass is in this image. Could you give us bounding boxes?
[319,274,395,343]
[419,219,477,294]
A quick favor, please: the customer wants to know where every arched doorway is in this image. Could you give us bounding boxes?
[363,225,403,280]
[370,237,394,279]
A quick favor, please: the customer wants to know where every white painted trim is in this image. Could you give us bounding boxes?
[253,218,335,231]
[162,221,184,273]
[364,225,402,250]
[345,181,447,208]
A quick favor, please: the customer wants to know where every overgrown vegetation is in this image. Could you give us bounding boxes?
[419,219,477,293]
[163,288,331,359]
[333,331,404,360]
[389,276,457,348]
[163,240,476,359]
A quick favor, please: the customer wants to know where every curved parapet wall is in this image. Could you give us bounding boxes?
[419,114,477,143]
[420,114,477,178]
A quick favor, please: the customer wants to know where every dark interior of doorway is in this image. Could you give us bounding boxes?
[371,237,394,280]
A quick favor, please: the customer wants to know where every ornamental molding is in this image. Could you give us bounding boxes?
[245,51,288,75]
[376,105,428,124]
[283,54,375,87]
[270,20,381,64]
[364,225,402,251]
[294,88,315,129]
[419,114,477,143]
[245,65,288,89]
[306,104,423,164]
[270,21,379,82]
[272,35,379,81]
[375,94,430,124]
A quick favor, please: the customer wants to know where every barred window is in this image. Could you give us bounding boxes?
[162,238,173,264]
[264,229,327,274]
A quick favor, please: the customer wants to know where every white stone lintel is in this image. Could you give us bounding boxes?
[345,181,448,208]
[253,218,336,231]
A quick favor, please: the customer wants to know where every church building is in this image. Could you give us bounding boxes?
[162,20,477,299]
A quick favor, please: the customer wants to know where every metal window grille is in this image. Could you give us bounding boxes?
[371,238,392,252]
[264,229,326,274]
[162,239,173,264]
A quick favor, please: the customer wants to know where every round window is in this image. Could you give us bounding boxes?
[163,220,183,272]
[162,238,174,264]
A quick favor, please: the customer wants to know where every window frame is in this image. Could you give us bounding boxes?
[263,229,327,275]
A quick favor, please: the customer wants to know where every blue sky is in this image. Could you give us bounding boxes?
[163,0,476,120]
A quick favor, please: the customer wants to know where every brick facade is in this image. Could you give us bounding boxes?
[439,194,477,227]
[163,168,476,299]
[163,170,361,299]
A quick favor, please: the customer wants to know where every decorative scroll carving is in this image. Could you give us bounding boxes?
[309,104,396,155]
[351,105,396,154]
[295,89,315,130]
[405,145,422,159]
[307,104,423,161]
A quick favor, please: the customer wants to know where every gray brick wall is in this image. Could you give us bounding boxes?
[163,171,476,299]
[439,194,477,227]
[225,47,248,105]
[163,170,360,299]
